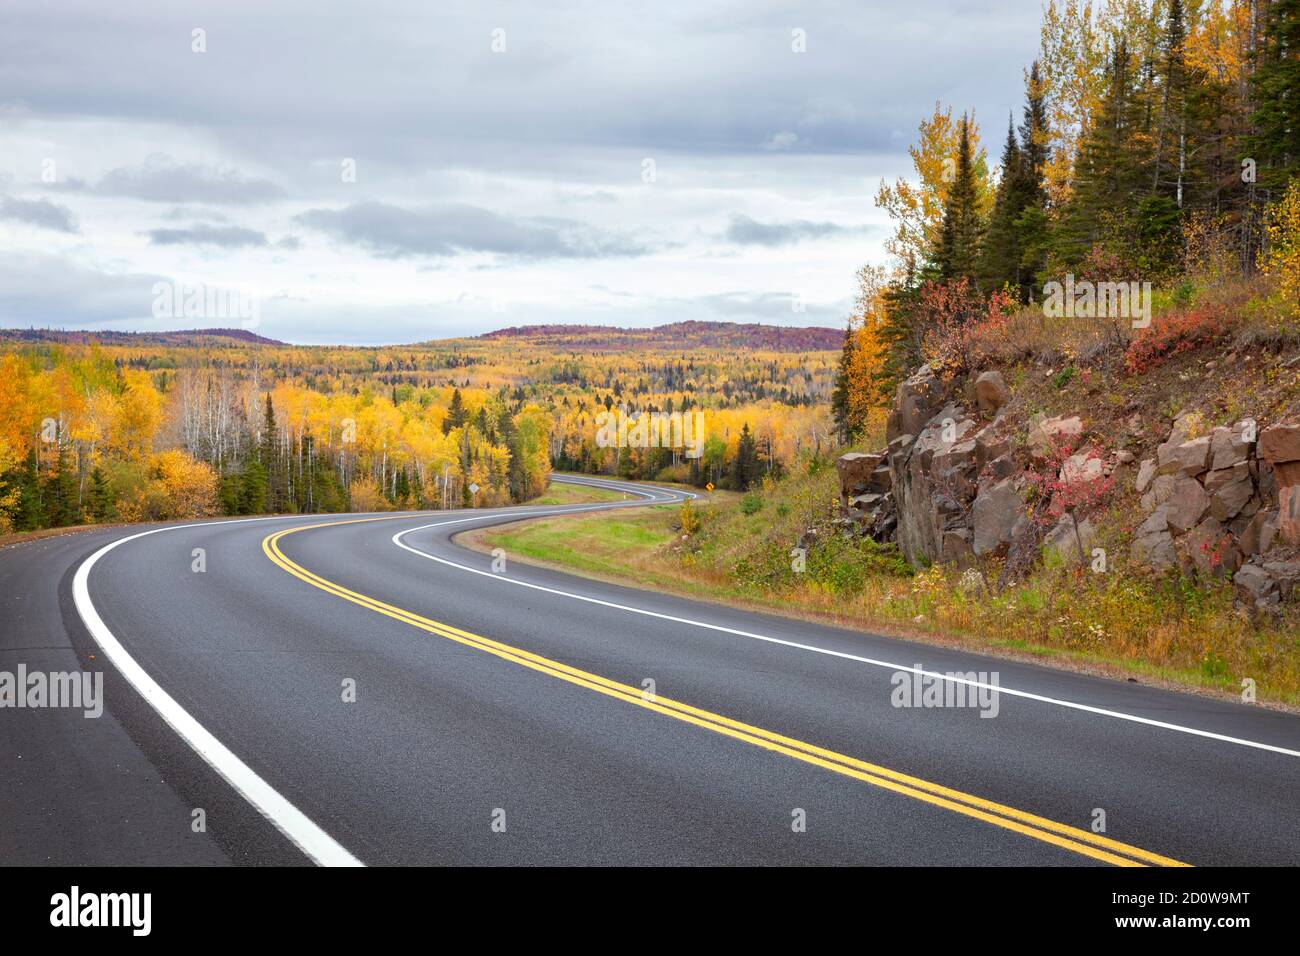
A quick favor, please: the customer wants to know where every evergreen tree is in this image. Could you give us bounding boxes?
[978,116,1029,294]
[87,466,111,522]
[240,458,268,515]
[444,388,468,435]
[1251,0,1300,190]
[732,423,758,490]
[1056,40,1149,265]
[259,394,287,513]
[933,114,984,280]
[45,444,79,527]
[1016,60,1051,295]
[830,328,856,443]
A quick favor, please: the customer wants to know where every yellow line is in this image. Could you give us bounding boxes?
[262,516,1190,868]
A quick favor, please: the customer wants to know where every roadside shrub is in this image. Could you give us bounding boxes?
[1124,302,1232,375]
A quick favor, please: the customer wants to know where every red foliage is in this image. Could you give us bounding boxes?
[921,280,1017,375]
[1023,438,1115,530]
[1124,304,1230,375]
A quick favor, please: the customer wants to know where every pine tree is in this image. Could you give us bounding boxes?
[933,114,985,280]
[87,466,111,521]
[1016,60,1051,295]
[258,394,285,513]
[1057,40,1149,266]
[978,116,1028,293]
[444,388,468,436]
[732,423,758,490]
[1251,0,1300,190]
[830,328,856,443]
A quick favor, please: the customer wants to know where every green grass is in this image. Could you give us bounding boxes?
[472,459,1300,708]
[527,480,628,506]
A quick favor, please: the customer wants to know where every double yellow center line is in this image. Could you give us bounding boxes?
[263,516,1189,867]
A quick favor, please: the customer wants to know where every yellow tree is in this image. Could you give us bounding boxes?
[112,371,162,460]
[876,102,993,268]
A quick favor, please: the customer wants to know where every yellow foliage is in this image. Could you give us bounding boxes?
[876,102,992,268]
[1264,180,1300,316]
[349,476,390,512]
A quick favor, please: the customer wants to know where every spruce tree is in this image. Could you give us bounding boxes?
[1251,0,1300,190]
[444,388,468,436]
[258,394,286,513]
[933,115,984,281]
[830,328,856,443]
[978,116,1027,294]
[732,423,758,491]
[1016,60,1051,295]
[1057,40,1149,266]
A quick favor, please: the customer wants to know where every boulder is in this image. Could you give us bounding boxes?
[974,370,1010,415]
[984,455,1018,480]
[1135,458,1157,494]
[1180,516,1235,577]
[1209,425,1252,472]
[972,479,1023,556]
[1234,562,1279,613]
[1238,509,1279,558]
[1060,453,1104,484]
[1140,473,1177,513]
[1258,422,1300,545]
[1165,476,1210,533]
[1205,464,1254,521]
[1155,435,1211,477]
[888,366,947,443]
[1044,514,1097,565]
[1258,422,1300,464]
[1130,509,1177,571]
[837,452,884,497]
[1027,414,1084,460]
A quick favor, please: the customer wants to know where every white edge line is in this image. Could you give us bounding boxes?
[391,479,1300,761]
[73,515,367,867]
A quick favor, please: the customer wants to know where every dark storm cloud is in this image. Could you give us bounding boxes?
[296,201,652,260]
[724,213,855,246]
[0,196,78,233]
[145,223,268,247]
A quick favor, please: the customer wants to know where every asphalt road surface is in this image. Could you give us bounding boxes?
[2,474,1298,866]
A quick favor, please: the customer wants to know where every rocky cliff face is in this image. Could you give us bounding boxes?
[838,364,1300,615]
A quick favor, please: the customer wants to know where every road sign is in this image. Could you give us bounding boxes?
[468,483,480,494]
[706,482,714,492]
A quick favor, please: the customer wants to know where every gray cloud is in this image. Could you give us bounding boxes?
[0,253,163,325]
[296,201,652,260]
[89,155,284,205]
[724,214,852,246]
[145,223,268,247]
[0,195,78,233]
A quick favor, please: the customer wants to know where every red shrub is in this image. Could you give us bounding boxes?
[1124,304,1230,375]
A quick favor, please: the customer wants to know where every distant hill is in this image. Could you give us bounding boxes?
[476,320,844,352]
[0,327,286,347]
[0,320,845,352]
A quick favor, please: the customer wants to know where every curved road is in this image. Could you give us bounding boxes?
[2,473,1299,866]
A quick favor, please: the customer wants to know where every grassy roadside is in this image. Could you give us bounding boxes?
[525,481,629,506]
[463,482,1300,711]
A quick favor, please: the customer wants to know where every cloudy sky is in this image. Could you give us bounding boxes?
[0,1,1040,344]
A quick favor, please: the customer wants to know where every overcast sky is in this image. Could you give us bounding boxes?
[0,1,1041,344]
